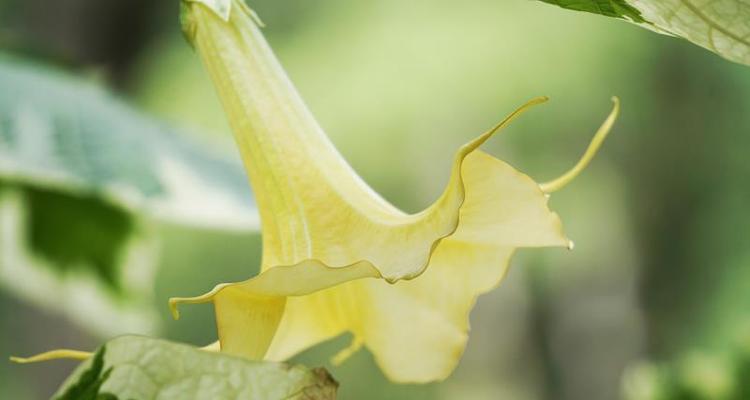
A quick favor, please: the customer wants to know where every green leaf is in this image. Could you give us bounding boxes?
[54,336,338,400]
[537,0,750,66]
[629,0,750,65]
[537,0,646,22]
[0,54,259,337]
[55,348,114,400]
[0,54,258,231]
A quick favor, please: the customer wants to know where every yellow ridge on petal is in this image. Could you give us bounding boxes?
[10,349,92,364]
[540,96,620,193]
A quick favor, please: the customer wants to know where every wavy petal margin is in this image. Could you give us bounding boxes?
[170,96,619,382]
[13,0,619,384]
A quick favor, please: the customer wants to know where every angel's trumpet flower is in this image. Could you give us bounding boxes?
[12,0,618,383]
[172,0,619,383]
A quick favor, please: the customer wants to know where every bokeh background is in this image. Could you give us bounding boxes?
[2,0,750,399]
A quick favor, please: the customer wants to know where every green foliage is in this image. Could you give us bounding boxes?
[0,54,257,229]
[0,54,259,337]
[53,336,338,400]
[537,0,750,66]
[26,187,133,292]
[56,349,115,400]
[623,333,750,400]
[538,0,646,22]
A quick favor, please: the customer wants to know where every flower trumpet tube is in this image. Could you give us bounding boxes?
[172,0,619,383]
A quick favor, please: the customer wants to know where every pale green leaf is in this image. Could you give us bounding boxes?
[537,0,646,22]
[0,54,258,231]
[629,0,750,65]
[0,54,259,336]
[53,336,338,400]
[538,0,750,66]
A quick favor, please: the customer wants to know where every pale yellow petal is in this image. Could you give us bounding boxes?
[170,103,560,369]
[180,1,549,278]
[362,243,516,383]
[451,150,569,248]
[213,287,285,359]
[265,152,567,383]
[267,243,515,383]
[174,0,616,383]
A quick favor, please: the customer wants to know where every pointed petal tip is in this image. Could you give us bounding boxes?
[168,298,182,320]
[468,95,552,152]
[539,97,620,193]
[10,350,92,364]
[518,95,550,111]
[169,283,229,320]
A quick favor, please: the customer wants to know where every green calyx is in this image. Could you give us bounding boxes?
[180,0,264,47]
[182,0,232,21]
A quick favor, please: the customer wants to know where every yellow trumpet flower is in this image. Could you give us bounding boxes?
[170,0,619,383]
[10,0,619,384]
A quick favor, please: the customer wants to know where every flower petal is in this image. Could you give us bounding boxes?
[175,0,617,383]
[264,151,568,383]
[172,123,572,382]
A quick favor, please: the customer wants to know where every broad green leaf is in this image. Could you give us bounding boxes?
[0,54,258,231]
[53,336,338,400]
[0,54,259,336]
[629,0,750,65]
[538,0,750,66]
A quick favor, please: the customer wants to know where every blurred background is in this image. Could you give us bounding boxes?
[1,0,750,399]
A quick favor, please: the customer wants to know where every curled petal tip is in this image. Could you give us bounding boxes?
[168,298,182,320]
[169,284,226,320]
[521,96,550,109]
[10,350,92,364]
[540,97,620,193]
[474,95,550,148]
